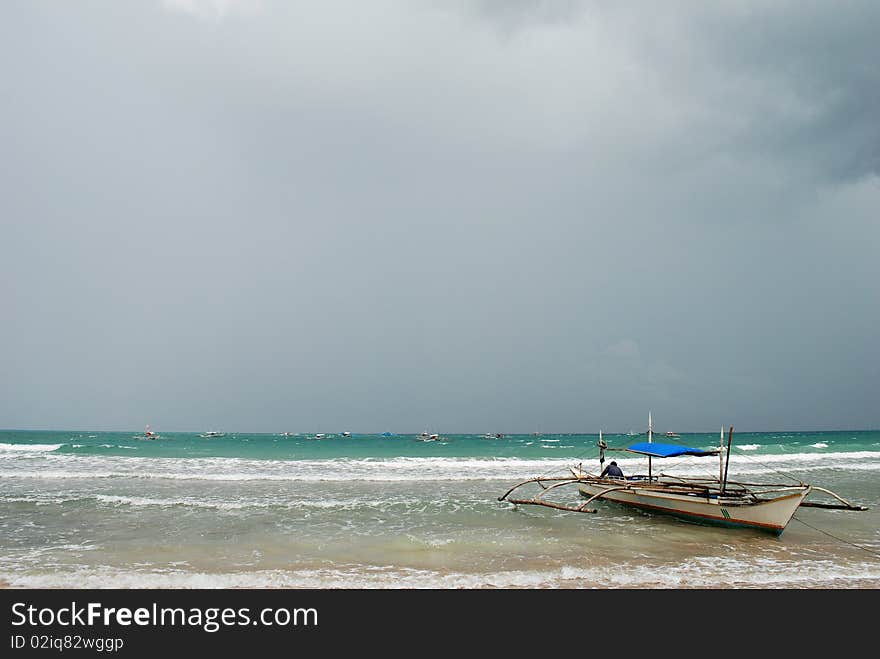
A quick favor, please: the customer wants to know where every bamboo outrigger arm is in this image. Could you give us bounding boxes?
[498,477,599,513]
[497,477,634,514]
[799,486,869,511]
[577,484,634,508]
[502,497,599,513]
[497,476,582,503]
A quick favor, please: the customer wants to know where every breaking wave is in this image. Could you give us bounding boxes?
[1,451,879,483]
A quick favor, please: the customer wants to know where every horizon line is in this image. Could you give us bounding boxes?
[2,427,878,435]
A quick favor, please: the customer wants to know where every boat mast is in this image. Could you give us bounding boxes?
[721,426,733,495]
[648,411,653,481]
[719,427,724,486]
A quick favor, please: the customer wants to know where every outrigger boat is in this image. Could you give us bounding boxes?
[498,415,867,536]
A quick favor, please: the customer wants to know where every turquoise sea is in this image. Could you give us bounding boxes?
[2,428,879,588]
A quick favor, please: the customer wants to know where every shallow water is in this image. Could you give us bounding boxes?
[2,430,878,588]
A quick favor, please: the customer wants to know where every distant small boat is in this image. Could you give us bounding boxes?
[199,431,226,438]
[342,432,351,437]
[141,424,159,440]
[665,431,680,438]
[418,431,440,441]
[380,432,394,437]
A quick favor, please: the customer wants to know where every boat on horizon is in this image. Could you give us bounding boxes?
[498,414,867,536]
[199,431,226,438]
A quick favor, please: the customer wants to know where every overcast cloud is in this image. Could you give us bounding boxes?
[2,1,878,432]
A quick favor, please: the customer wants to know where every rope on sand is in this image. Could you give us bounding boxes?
[791,515,880,559]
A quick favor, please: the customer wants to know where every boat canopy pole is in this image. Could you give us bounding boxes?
[721,426,733,495]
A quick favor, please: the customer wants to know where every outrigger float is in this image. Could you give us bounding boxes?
[498,416,867,536]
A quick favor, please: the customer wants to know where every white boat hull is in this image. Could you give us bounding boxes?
[578,482,811,535]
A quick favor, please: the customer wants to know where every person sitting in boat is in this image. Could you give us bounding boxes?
[600,461,625,479]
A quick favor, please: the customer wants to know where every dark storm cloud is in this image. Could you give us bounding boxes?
[473,1,880,182]
[666,1,880,183]
[1,1,877,432]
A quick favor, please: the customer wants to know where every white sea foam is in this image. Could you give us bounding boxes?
[738,444,760,451]
[1,451,878,483]
[95,494,236,509]
[0,443,63,453]
[2,490,471,515]
[89,494,432,512]
[4,557,880,589]
[3,495,83,505]
[811,442,829,448]
[10,543,100,561]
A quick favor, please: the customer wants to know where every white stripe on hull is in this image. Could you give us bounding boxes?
[578,483,810,532]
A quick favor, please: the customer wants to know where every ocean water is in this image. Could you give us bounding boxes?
[1,429,879,589]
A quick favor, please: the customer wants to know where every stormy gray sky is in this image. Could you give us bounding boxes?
[2,1,878,433]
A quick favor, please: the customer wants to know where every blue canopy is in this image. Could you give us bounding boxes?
[626,442,719,458]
